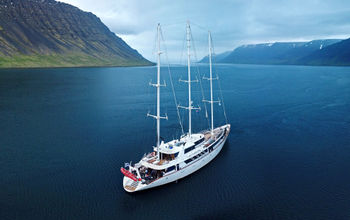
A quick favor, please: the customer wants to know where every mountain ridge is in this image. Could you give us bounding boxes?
[200,39,349,66]
[221,39,344,65]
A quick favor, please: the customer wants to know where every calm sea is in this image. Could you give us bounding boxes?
[0,64,350,219]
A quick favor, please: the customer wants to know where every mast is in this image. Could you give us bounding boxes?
[179,21,199,137]
[186,22,192,137]
[147,23,167,160]
[208,31,214,134]
[203,31,219,135]
[156,24,161,148]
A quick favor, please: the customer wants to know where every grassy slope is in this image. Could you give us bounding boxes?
[0,53,152,68]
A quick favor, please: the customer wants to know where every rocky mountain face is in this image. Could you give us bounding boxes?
[0,0,152,67]
[298,38,350,66]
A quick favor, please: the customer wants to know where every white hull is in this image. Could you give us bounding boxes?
[123,124,229,192]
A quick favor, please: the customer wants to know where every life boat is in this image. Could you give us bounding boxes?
[120,167,141,181]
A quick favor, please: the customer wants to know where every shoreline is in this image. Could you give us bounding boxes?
[0,62,155,70]
[196,62,350,67]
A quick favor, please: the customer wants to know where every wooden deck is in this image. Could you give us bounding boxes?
[148,159,156,163]
[204,133,212,140]
[124,185,136,192]
[156,159,166,165]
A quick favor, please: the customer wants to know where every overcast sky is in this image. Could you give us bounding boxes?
[60,0,350,62]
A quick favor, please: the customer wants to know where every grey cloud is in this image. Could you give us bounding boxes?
[60,0,350,61]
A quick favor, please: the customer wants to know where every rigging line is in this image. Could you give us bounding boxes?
[148,26,158,114]
[179,29,186,65]
[189,26,210,129]
[210,34,228,124]
[151,26,158,60]
[210,34,219,64]
[147,79,151,113]
[190,22,208,32]
[148,29,157,121]
[191,30,210,129]
[153,26,159,133]
[217,75,228,124]
[160,20,188,28]
[160,26,185,135]
[181,103,185,133]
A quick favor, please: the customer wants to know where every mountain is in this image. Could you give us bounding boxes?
[298,38,350,66]
[0,0,152,68]
[199,51,231,63]
[220,39,342,65]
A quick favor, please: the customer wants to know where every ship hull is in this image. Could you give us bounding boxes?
[123,124,230,192]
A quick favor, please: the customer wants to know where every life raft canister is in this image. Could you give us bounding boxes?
[120,167,141,181]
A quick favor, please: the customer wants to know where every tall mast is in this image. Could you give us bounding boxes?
[179,21,199,137]
[208,31,214,134]
[203,31,219,135]
[148,23,167,159]
[156,24,161,148]
[186,21,192,137]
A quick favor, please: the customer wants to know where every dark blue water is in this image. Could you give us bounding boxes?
[1,64,350,220]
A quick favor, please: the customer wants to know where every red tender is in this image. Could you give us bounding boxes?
[120,167,141,181]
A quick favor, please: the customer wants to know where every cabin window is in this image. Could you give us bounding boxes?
[185,159,192,164]
[166,166,176,173]
[192,153,200,160]
[185,145,195,154]
[194,137,205,145]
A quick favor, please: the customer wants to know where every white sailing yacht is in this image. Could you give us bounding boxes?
[121,22,230,192]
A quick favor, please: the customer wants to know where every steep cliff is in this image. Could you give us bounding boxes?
[0,0,152,67]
